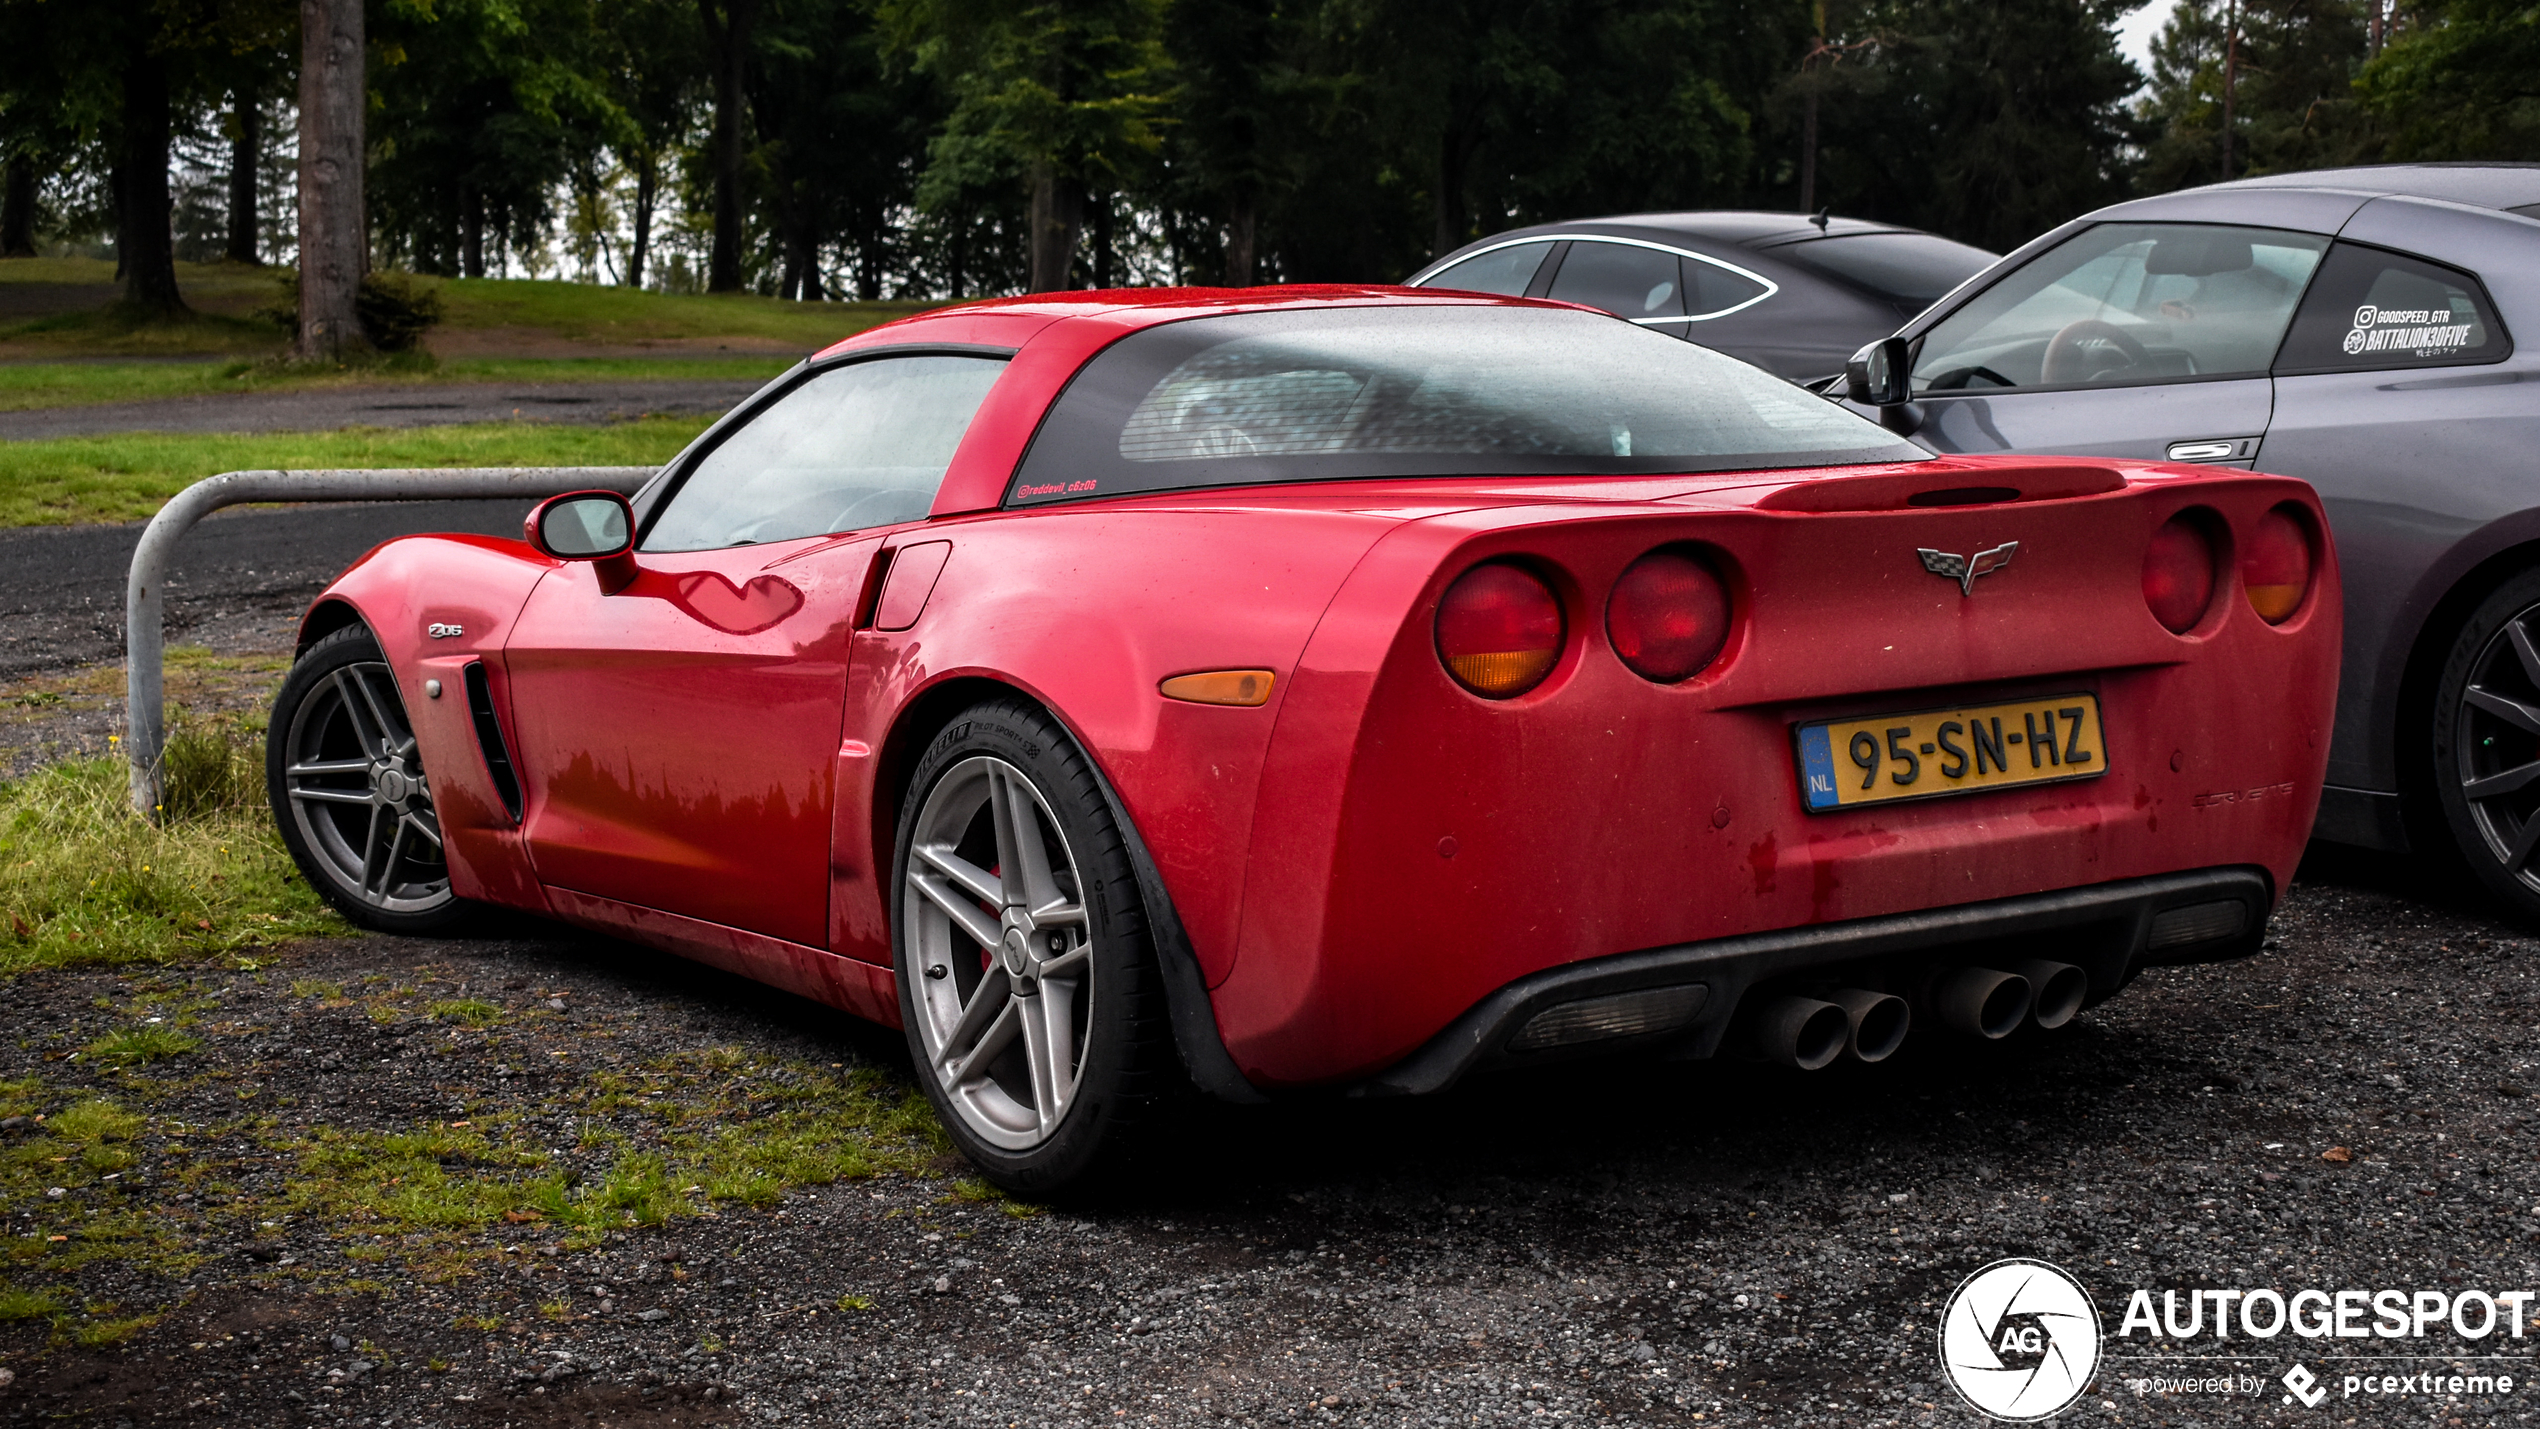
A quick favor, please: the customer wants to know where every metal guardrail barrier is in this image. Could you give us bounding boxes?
[125,466,657,817]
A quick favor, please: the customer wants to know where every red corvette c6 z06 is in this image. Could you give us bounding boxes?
[266,288,2338,1192]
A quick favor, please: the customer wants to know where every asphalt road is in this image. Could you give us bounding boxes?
[0,376,767,440]
[0,498,539,679]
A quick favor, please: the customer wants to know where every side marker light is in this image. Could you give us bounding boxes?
[1159,670,1277,707]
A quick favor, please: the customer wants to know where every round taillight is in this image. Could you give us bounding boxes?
[1606,548,1731,683]
[1436,562,1564,698]
[2242,505,2314,624]
[2142,513,2218,634]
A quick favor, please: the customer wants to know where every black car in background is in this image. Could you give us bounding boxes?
[1406,212,1998,384]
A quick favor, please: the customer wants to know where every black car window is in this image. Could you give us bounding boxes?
[2273,242,2511,373]
[1912,222,2328,394]
[1546,241,1689,320]
[1683,259,1771,318]
[644,354,1006,552]
[1421,241,1557,297]
[1006,305,1923,505]
[1772,232,1995,313]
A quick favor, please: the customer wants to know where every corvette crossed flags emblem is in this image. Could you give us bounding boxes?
[1917,541,2019,597]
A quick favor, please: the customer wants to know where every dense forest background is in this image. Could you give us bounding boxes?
[1,0,2531,303]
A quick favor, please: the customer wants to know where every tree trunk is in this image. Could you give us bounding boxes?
[627,152,655,288]
[1431,127,1470,261]
[947,213,967,300]
[700,0,757,293]
[1225,194,1256,286]
[856,227,881,301]
[460,181,485,278]
[115,22,185,315]
[298,0,366,358]
[226,92,260,264]
[1027,165,1082,293]
[1090,191,1114,289]
[1,157,37,258]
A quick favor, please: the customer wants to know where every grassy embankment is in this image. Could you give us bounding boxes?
[0,256,930,407]
[0,416,715,527]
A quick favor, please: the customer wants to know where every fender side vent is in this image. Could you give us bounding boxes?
[463,662,524,824]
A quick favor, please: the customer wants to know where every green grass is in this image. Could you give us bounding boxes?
[0,415,712,526]
[82,1027,201,1069]
[0,354,799,413]
[0,735,341,974]
[0,256,928,360]
[429,278,928,347]
[428,999,502,1028]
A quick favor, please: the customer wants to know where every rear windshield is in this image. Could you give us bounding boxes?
[1774,232,1997,311]
[1006,305,1922,505]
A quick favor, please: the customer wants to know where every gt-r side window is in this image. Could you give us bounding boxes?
[2271,242,2512,374]
[1912,223,2328,394]
[643,354,1007,552]
[1421,241,1557,296]
[1547,241,1689,321]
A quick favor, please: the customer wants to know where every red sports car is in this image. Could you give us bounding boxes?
[266,289,2338,1191]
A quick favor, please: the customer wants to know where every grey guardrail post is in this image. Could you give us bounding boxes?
[125,466,657,818]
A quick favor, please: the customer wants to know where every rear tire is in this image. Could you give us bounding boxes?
[890,699,1180,1196]
[266,625,469,935]
[2431,570,2540,926]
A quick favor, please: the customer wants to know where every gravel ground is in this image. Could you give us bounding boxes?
[1,852,2536,1428]
[0,379,764,440]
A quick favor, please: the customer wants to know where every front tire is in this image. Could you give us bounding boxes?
[266,625,467,934]
[891,700,1179,1195]
[2433,570,2540,925]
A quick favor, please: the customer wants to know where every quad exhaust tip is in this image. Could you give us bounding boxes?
[1929,966,2032,1039]
[1744,995,1852,1071]
[2011,959,2088,1030]
[1825,989,1912,1063]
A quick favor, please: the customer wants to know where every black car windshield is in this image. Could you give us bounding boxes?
[1773,232,1997,311]
[1007,305,1922,505]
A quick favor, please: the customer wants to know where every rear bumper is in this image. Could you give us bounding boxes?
[1354,865,2271,1097]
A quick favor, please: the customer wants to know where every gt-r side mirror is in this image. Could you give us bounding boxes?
[1843,336,1913,409]
[528,490,640,593]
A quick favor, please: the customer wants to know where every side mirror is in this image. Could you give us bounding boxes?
[527,491,639,592]
[1843,336,1914,408]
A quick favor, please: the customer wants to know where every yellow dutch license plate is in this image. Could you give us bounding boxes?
[1795,693,2108,812]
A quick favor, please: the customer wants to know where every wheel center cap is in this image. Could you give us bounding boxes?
[999,927,1034,979]
[374,767,409,803]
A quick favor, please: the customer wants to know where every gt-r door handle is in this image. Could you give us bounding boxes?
[2166,437,2259,462]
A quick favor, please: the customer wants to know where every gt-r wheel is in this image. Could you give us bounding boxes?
[266,625,467,934]
[892,700,1178,1195]
[2434,572,2540,925]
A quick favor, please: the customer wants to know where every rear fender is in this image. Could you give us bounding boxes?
[301,535,559,911]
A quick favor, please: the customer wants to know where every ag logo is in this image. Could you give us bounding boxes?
[1937,1258,2101,1421]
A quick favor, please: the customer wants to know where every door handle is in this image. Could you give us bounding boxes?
[2166,437,2259,462]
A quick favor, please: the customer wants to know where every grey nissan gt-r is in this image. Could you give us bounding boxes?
[1409,212,1997,385]
[1834,163,2540,920]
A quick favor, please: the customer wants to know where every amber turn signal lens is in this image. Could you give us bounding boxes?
[1606,548,1731,683]
[1436,562,1564,699]
[2241,505,2314,624]
[1158,670,1276,706]
[2142,512,2218,634]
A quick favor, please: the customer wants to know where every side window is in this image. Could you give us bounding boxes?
[642,355,1006,553]
[2273,242,2511,373]
[1547,241,1688,321]
[1683,258,1770,318]
[1421,241,1556,296]
[1912,223,2328,393]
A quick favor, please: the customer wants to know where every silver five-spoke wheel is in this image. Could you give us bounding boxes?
[268,627,460,931]
[903,755,1094,1151]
